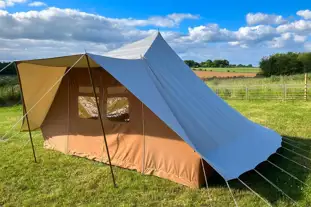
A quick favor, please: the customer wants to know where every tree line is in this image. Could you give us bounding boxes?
[184,59,253,68]
[259,52,311,77]
[0,62,16,75]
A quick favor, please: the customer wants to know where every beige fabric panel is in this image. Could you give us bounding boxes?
[18,54,99,68]
[66,69,143,170]
[17,63,67,130]
[41,76,70,153]
[41,68,211,188]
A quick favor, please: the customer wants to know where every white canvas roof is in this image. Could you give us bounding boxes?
[88,32,282,180]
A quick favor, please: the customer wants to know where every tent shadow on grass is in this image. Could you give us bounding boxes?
[206,135,311,205]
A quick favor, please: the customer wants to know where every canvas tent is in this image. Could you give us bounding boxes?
[15,32,282,188]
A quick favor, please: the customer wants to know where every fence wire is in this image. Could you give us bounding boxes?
[0,84,310,102]
[210,84,310,101]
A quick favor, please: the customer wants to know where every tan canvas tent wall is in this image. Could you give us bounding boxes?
[17,62,213,188]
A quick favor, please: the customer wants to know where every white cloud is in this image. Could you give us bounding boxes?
[180,24,277,47]
[297,10,311,20]
[235,25,277,42]
[0,7,310,66]
[28,1,46,7]
[0,7,198,45]
[228,41,240,46]
[246,12,286,25]
[293,34,307,43]
[277,20,311,34]
[0,1,5,8]
[267,32,307,49]
[0,0,26,8]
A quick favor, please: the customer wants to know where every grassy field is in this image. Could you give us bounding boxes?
[193,67,260,73]
[206,73,311,87]
[1,101,311,206]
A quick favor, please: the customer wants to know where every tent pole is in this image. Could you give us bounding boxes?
[85,54,117,188]
[141,102,146,174]
[200,158,209,188]
[14,62,37,163]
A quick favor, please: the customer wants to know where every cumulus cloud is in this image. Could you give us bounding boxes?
[28,1,46,7]
[181,24,278,47]
[0,0,26,8]
[0,7,199,45]
[246,12,287,25]
[297,10,311,20]
[0,7,310,65]
[277,20,311,34]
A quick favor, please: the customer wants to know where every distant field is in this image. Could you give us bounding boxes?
[206,73,311,87]
[195,71,257,78]
[193,67,260,73]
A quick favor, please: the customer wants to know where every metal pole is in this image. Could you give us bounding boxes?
[14,62,37,163]
[85,54,117,188]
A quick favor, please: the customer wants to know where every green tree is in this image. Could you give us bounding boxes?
[298,52,311,73]
[184,60,200,68]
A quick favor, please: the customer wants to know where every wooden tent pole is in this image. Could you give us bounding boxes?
[85,54,117,188]
[14,62,37,163]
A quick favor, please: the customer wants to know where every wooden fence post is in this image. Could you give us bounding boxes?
[283,84,287,101]
[245,86,249,100]
[305,73,308,101]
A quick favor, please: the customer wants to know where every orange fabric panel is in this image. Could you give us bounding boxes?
[142,106,204,188]
[17,63,67,130]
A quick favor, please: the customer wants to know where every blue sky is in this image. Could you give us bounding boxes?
[0,0,310,65]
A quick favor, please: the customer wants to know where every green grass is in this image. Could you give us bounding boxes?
[1,101,311,206]
[193,67,260,73]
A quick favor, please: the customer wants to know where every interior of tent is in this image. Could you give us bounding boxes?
[14,32,282,189]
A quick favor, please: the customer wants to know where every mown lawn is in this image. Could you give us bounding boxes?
[1,101,311,206]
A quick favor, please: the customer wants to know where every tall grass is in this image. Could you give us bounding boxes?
[0,76,20,106]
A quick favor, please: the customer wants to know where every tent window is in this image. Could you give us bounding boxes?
[106,97,130,122]
[78,96,99,119]
[78,86,100,119]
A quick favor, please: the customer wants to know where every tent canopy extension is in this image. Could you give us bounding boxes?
[15,32,282,187]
